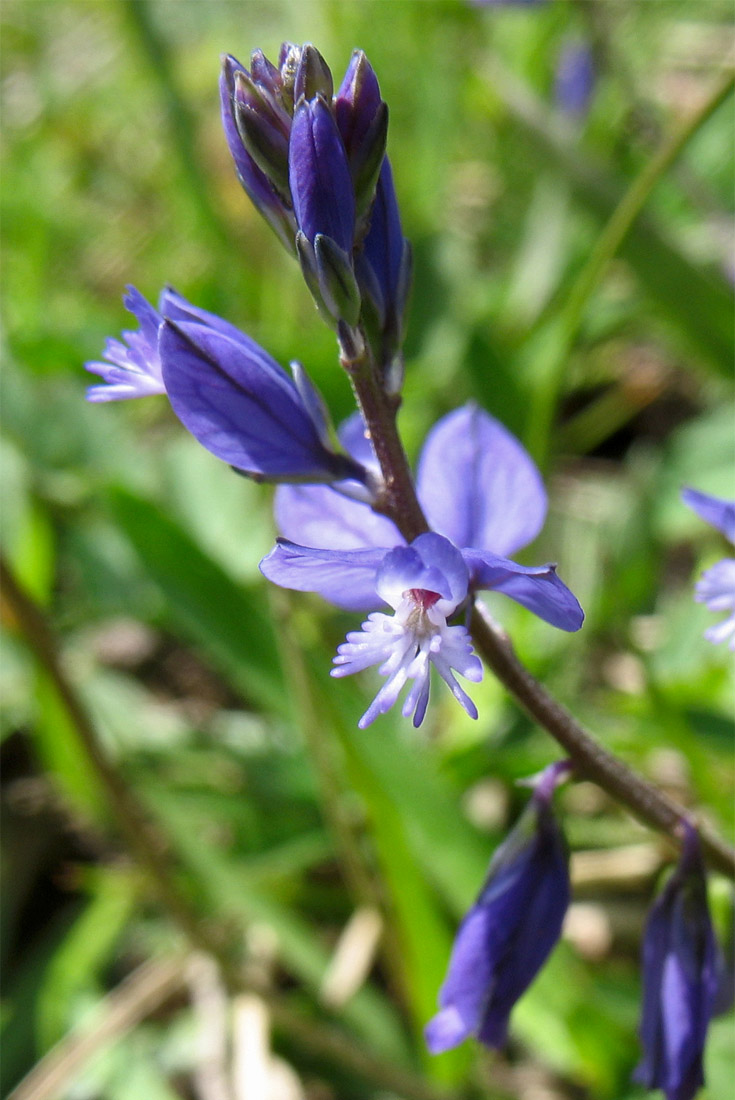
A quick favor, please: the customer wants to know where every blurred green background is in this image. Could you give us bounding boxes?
[2,1,733,1098]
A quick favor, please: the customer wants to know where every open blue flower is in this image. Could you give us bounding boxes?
[425,761,571,1052]
[260,404,583,726]
[682,488,735,650]
[634,823,724,1100]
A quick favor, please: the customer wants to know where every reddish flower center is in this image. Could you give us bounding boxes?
[405,588,441,611]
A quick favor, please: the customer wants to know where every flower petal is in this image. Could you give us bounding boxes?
[376,534,469,612]
[274,484,402,549]
[259,539,386,611]
[417,404,547,556]
[463,548,584,631]
[85,286,165,401]
[682,488,735,543]
[160,320,342,481]
[160,287,269,353]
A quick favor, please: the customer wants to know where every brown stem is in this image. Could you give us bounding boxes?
[341,339,428,540]
[344,357,735,881]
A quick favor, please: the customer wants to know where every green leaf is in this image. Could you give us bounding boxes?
[37,867,139,1049]
[146,782,411,1066]
[108,488,286,716]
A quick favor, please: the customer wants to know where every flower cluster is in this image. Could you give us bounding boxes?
[220,43,411,374]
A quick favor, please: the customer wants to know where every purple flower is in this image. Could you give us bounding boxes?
[260,404,583,726]
[682,488,735,649]
[290,532,483,727]
[425,761,571,1053]
[554,40,595,119]
[86,287,364,485]
[86,285,285,404]
[634,823,723,1100]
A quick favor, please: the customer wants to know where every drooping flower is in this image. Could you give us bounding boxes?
[425,761,571,1053]
[86,287,366,486]
[260,404,584,726]
[634,823,724,1100]
[682,487,735,649]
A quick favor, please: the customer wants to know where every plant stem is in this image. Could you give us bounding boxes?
[344,363,735,881]
[341,339,429,540]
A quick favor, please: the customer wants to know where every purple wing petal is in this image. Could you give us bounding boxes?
[426,905,497,1053]
[376,542,457,610]
[160,321,337,479]
[159,287,269,355]
[417,405,547,557]
[682,488,735,543]
[259,539,386,610]
[274,484,402,549]
[463,548,584,631]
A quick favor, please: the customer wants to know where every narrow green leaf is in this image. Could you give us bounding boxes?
[108,488,286,716]
[37,867,139,1049]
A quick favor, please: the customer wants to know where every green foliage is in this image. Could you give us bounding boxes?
[2,1,733,1098]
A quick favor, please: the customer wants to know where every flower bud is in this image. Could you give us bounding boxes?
[219,55,296,252]
[425,762,571,1053]
[249,48,282,99]
[634,824,725,1100]
[356,158,411,378]
[289,95,355,254]
[335,51,388,219]
[278,41,302,114]
[293,43,334,103]
[232,68,291,199]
